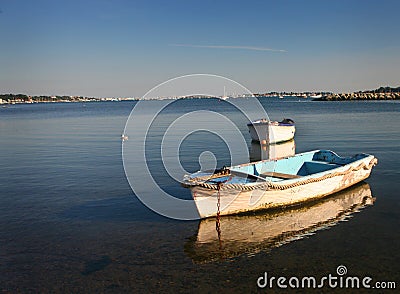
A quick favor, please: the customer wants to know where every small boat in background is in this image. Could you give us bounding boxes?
[220,86,229,100]
[182,150,377,219]
[310,94,322,99]
[247,118,295,144]
[121,134,129,142]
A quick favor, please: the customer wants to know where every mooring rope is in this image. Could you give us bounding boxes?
[186,158,377,191]
[215,182,222,249]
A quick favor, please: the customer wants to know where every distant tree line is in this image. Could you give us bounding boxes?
[357,86,400,93]
[0,94,30,101]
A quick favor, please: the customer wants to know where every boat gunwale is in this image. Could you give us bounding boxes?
[183,150,375,189]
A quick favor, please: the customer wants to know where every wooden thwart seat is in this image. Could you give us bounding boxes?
[260,171,302,179]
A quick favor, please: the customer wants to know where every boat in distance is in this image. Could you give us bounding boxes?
[182,150,377,219]
[247,118,295,144]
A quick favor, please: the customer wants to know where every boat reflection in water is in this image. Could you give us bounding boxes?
[185,182,374,264]
[249,139,295,162]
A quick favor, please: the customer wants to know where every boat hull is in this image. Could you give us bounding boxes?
[186,183,374,263]
[248,123,295,144]
[190,155,376,219]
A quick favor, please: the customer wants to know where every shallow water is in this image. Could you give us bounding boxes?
[1,99,399,292]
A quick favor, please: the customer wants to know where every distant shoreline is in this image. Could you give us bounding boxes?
[1,85,399,104]
[0,94,138,105]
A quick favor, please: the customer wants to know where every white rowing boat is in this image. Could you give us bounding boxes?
[247,118,295,144]
[182,150,377,219]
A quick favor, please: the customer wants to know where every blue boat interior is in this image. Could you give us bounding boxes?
[203,150,369,184]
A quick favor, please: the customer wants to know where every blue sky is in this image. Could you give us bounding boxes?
[1,0,399,97]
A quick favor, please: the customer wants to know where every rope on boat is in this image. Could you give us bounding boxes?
[186,158,377,191]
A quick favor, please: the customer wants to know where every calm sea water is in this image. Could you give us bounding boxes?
[1,99,399,292]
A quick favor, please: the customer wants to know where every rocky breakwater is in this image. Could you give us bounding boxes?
[314,92,400,101]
